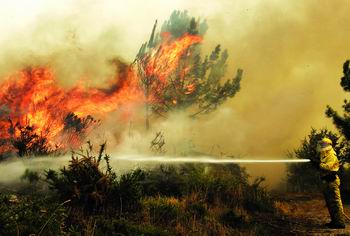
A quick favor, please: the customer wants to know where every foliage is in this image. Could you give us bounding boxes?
[244,177,275,213]
[45,142,116,212]
[139,163,274,213]
[288,61,350,195]
[0,194,67,236]
[150,131,166,154]
[325,60,350,163]
[94,218,171,236]
[160,10,208,38]
[21,169,40,184]
[295,128,340,163]
[116,168,145,212]
[286,127,350,193]
[9,121,57,157]
[5,112,98,157]
[45,142,147,214]
[0,143,276,235]
[135,10,243,121]
[323,60,350,198]
[142,197,182,226]
[326,61,350,139]
[63,112,96,133]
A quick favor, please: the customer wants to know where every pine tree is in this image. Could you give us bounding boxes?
[135,10,242,129]
[326,61,350,138]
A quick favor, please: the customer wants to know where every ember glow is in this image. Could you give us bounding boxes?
[0,31,203,156]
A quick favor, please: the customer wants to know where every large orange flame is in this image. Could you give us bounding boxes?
[0,31,202,156]
[0,64,142,154]
[144,33,202,84]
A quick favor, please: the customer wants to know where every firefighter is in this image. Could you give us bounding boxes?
[317,137,345,229]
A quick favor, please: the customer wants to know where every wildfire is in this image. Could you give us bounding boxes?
[0,64,142,155]
[138,32,203,110]
[0,31,203,156]
[184,84,196,95]
[144,33,202,84]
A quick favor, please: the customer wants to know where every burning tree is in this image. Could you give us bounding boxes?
[135,10,243,129]
[0,11,243,155]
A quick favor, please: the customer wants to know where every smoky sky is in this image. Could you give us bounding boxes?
[0,0,349,158]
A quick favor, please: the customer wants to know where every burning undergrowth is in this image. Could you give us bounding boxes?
[0,62,142,157]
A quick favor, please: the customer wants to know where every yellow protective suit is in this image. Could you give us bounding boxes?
[319,145,345,226]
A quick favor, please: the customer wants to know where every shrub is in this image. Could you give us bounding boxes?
[21,169,40,184]
[142,197,182,226]
[113,169,145,213]
[95,218,172,236]
[45,142,147,215]
[8,142,276,235]
[10,123,57,157]
[244,177,275,213]
[0,193,67,236]
[141,165,187,197]
[46,143,116,212]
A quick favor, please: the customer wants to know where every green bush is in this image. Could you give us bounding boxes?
[142,197,182,226]
[45,143,145,214]
[45,144,116,212]
[21,169,40,183]
[113,169,145,212]
[0,193,67,236]
[93,218,171,236]
[0,143,276,235]
[141,165,187,197]
[186,201,207,218]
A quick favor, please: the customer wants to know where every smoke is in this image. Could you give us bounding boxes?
[0,0,349,187]
[213,0,350,156]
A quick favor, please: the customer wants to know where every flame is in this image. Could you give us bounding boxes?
[0,31,203,156]
[0,65,142,154]
[144,33,202,84]
[138,32,202,109]
[184,84,196,95]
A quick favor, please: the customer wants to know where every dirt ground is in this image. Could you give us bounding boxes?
[257,193,350,236]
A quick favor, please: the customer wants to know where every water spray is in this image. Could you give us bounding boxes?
[0,155,310,184]
[114,156,311,164]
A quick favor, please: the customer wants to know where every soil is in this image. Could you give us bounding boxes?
[256,193,350,236]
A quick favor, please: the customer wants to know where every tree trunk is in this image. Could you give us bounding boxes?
[145,87,150,130]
